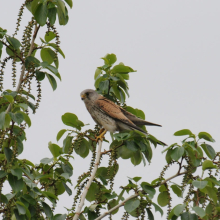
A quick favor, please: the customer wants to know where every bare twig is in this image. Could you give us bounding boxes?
[95,170,187,220]
[73,140,102,220]
[95,194,138,220]
[6,23,40,113]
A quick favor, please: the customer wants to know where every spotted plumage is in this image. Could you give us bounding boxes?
[80,89,164,137]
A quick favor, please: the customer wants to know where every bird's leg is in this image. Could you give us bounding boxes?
[99,128,105,135]
[95,129,107,142]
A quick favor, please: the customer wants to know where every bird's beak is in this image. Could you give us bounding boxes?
[81,94,86,100]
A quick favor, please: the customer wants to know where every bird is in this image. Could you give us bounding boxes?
[80,89,166,145]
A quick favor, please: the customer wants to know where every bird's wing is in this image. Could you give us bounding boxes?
[95,97,146,133]
[120,108,162,127]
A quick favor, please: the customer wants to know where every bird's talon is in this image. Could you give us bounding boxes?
[99,128,105,135]
[95,129,107,142]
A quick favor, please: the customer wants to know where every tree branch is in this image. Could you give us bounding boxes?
[73,140,103,220]
[95,170,187,220]
[6,23,40,113]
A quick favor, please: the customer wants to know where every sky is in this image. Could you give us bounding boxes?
[1,1,220,219]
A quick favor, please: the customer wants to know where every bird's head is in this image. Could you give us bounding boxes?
[80,89,99,102]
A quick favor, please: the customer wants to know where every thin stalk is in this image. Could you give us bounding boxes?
[73,140,102,220]
[6,23,40,113]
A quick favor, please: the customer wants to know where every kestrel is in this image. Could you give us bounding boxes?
[80,89,165,145]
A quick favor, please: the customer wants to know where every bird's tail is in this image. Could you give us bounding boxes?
[129,126,167,146]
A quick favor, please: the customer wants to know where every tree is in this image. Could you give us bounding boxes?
[0,1,220,220]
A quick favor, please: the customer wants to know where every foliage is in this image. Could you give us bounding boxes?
[0,2,220,220]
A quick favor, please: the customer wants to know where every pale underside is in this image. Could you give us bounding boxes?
[90,105,135,133]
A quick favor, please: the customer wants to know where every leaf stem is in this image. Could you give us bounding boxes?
[95,170,187,220]
[73,140,102,220]
[6,23,40,113]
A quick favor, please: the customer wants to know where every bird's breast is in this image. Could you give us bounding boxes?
[91,107,117,133]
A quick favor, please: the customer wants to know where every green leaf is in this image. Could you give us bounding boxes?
[48,142,62,158]
[9,112,24,125]
[48,43,65,58]
[202,160,217,170]
[43,63,61,79]
[4,147,13,162]
[4,95,14,103]
[146,208,154,220]
[99,80,109,94]
[112,64,136,74]
[62,112,84,130]
[86,182,99,202]
[108,199,119,215]
[6,36,21,49]
[166,149,173,164]
[142,141,153,163]
[63,136,73,154]
[198,132,215,142]
[57,129,67,141]
[152,202,163,216]
[0,170,7,178]
[61,163,73,176]
[42,202,52,218]
[17,103,28,111]
[25,56,40,68]
[3,114,10,130]
[192,180,208,189]
[62,182,72,195]
[0,111,6,129]
[130,150,142,166]
[34,2,48,26]
[206,186,217,204]
[118,145,133,159]
[125,140,138,152]
[64,0,73,8]
[22,194,36,205]
[173,204,185,216]
[0,27,7,38]
[21,90,35,100]
[40,158,53,165]
[192,206,205,218]
[53,214,67,220]
[104,53,117,65]
[124,198,140,213]
[171,147,184,161]
[36,71,45,81]
[11,168,22,180]
[141,182,156,199]
[48,7,57,25]
[30,0,40,14]
[75,138,89,158]
[201,144,216,159]
[157,191,169,207]
[41,48,56,64]
[18,111,31,127]
[45,31,56,42]
[133,177,142,182]
[204,177,220,186]
[94,68,102,80]
[180,212,198,220]
[16,202,26,215]
[8,174,24,193]
[171,185,182,197]
[41,191,58,202]
[174,129,192,136]
[27,101,36,113]
[46,73,57,90]
[57,0,68,25]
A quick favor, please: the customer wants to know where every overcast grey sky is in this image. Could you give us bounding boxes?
[1,1,220,219]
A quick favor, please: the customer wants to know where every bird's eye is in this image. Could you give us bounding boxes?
[86,92,89,96]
